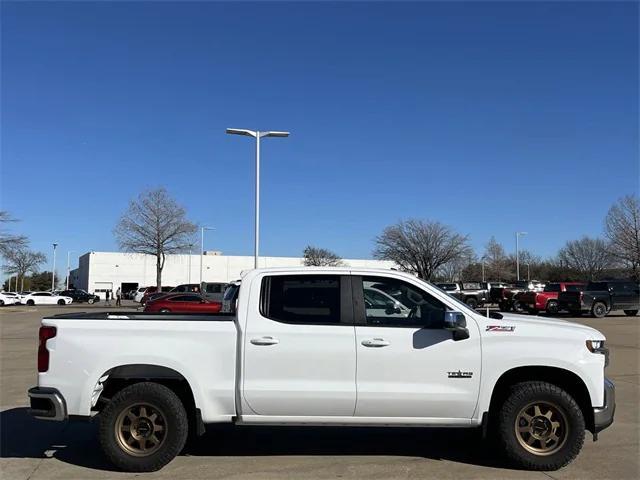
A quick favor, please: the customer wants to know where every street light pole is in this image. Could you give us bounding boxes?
[66,251,75,290]
[188,244,193,284]
[515,232,528,281]
[226,128,290,268]
[200,227,214,286]
[51,243,58,291]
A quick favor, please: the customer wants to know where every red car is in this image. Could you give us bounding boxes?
[143,293,222,314]
[516,282,585,314]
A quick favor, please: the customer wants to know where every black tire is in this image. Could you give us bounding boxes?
[0,299,4,306]
[57,299,65,306]
[88,298,95,304]
[99,382,188,472]
[465,297,478,309]
[512,300,525,313]
[546,300,559,315]
[497,381,585,470]
[26,299,35,306]
[591,302,608,318]
[624,310,638,316]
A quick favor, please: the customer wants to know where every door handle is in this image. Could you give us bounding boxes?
[250,336,280,346]
[361,338,390,348]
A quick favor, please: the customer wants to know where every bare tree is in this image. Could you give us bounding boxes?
[558,236,613,281]
[303,246,343,267]
[114,188,197,289]
[2,247,46,291]
[483,236,509,281]
[374,219,473,280]
[0,211,28,256]
[605,195,640,279]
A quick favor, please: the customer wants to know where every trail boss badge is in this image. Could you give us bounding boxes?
[486,325,516,332]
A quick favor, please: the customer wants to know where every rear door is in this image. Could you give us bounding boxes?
[611,282,639,309]
[242,273,357,417]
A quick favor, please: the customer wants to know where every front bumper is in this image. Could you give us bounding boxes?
[593,378,615,434]
[28,386,67,421]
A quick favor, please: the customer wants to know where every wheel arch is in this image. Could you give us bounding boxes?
[93,363,204,436]
[487,365,595,433]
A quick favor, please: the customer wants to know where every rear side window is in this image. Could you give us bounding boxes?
[587,282,608,291]
[544,284,561,293]
[565,284,584,292]
[170,295,201,302]
[261,275,341,324]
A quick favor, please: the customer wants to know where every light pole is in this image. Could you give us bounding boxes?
[226,128,290,268]
[527,262,531,282]
[200,227,214,286]
[66,251,75,290]
[515,232,528,281]
[51,243,58,291]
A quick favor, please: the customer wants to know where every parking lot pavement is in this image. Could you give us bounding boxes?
[1,306,638,480]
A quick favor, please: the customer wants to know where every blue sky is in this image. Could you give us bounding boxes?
[1,1,638,275]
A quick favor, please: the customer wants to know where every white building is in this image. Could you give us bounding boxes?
[69,251,395,297]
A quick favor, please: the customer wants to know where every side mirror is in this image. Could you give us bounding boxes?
[444,311,470,341]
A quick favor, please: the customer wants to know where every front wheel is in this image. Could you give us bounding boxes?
[624,310,638,316]
[99,382,188,472]
[591,302,608,318]
[497,381,585,470]
[546,300,559,315]
[88,298,95,304]
[57,299,65,306]
[465,297,478,309]
[26,300,35,306]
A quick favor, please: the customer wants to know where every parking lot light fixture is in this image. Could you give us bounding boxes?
[200,227,215,286]
[226,128,290,269]
[515,232,528,281]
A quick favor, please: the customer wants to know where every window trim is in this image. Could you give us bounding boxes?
[259,274,354,326]
[353,275,448,329]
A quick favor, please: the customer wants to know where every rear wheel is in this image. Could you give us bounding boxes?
[546,300,559,315]
[591,302,608,318]
[497,381,585,470]
[88,298,95,304]
[0,299,4,306]
[99,382,188,472]
[26,299,35,306]
[513,300,525,313]
[624,310,638,316]
[465,297,478,309]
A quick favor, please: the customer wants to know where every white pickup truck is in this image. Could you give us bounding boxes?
[28,267,615,472]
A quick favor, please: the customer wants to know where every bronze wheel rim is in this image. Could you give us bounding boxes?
[115,403,167,457]
[515,401,568,456]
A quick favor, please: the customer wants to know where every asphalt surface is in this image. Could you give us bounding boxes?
[0,302,638,479]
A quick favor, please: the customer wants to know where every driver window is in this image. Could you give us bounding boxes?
[362,276,447,328]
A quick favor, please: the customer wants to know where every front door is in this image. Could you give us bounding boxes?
[354,275,481,420]
[242,273,357,417]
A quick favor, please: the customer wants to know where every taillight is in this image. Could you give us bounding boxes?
[38,326,56,372]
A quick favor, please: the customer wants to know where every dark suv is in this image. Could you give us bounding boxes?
[558,280,639,318]
[59,289,100,304]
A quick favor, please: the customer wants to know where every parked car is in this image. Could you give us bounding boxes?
[59,289,100,304]
[133,287,148,303]
[29,267,614,472]
[140,286,175,306]
[143,293,222,313]
[170,283,201,293]
[201,282,229,302]
[558,280,640,318]
[0,292,21,306]
[435,282,486,308]
[20,291,73,306]
[516,282,585,315]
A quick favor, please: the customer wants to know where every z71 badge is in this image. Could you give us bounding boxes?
[486,325,516,332]
[447,370,473,378]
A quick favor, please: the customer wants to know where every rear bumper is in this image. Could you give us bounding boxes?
[28,386,67,421]
[593,378,615,433]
